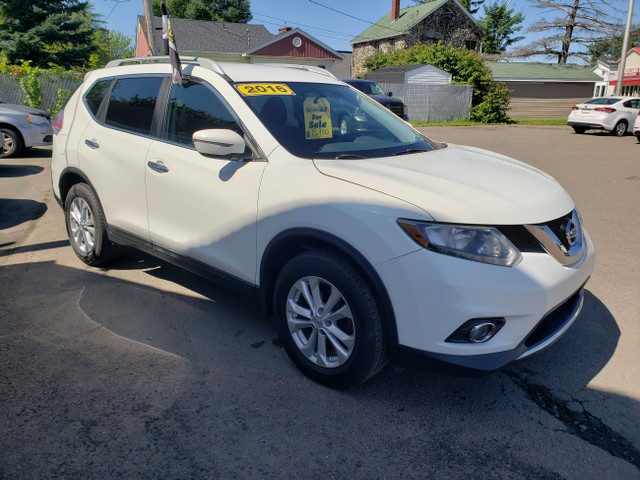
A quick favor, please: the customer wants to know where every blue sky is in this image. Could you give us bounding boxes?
[91,0,639,57]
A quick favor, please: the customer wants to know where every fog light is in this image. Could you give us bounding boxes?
[445,318,505,343]
[469,322,496,343]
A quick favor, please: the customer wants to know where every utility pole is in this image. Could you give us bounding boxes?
[143,0,157,56]
[615,0,635,95]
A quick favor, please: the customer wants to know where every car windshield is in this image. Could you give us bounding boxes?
[584,98,620,105]
[348,81,387,96]
[237,82,433,159]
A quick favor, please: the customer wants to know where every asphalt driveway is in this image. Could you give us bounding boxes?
[1,126,639,479]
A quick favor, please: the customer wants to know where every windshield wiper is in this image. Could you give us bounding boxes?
[334,154,366,159]
[392,149,430,156]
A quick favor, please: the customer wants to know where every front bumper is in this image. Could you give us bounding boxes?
[22,123,54,147]
[376,228,595,372]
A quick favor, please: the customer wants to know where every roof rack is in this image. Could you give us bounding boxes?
[271,64,338,80]
[105,56,226,76]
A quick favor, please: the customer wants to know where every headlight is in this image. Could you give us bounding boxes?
[26,115,49,125]
[398,220,522,267]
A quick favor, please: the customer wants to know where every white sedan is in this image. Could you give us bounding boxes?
[634,110,640,142]
[567,97,640,136]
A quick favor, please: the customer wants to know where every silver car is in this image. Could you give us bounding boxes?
[0,104,53,157]
[567,97,640,136]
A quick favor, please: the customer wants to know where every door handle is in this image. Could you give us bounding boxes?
[147,160,169,173]
[84,139,99,149]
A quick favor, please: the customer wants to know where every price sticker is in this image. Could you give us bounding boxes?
[304,97,333,140]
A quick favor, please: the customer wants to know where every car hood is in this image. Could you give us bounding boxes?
[313,144,574,225]
[370,95,402,105]
[0,104,50,118]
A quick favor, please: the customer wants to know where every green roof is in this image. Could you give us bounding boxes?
[352,0,448,44]
[486,62,601,81]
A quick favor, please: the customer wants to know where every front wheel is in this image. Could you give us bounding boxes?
[612,120,627,137]
[273,250,387,387]
[64,183,121,266]
[1,128,23,158]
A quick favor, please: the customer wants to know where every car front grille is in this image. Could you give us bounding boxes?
[387,104,404,117]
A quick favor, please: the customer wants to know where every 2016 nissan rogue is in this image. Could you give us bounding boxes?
[51,57,595,387]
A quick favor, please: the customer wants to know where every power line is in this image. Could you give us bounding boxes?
[253,11,356,39]
[254,17,354,41]
[307,0,397,31]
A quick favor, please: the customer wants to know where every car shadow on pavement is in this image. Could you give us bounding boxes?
[1,258,638,478]
[0,164,44,177]
[0,198,47,229]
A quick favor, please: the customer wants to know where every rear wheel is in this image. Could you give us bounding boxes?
[64,183,121,266]
[274,250,387,387]
[1,128,23,158]
[572,126,586,134]
[612,120,627,137]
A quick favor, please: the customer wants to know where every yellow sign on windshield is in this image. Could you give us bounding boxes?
[304,97,332,139]
[236,84,294,96]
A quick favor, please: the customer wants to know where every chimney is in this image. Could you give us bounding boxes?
[391,0,400,21]
[279,24,292,34]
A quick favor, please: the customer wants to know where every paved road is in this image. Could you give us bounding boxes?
[1,126,639,479]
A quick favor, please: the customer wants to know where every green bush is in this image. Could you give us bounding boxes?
[470,82,512,123]
[363,42,511,123]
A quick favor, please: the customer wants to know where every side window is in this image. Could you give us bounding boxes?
[104,77,163,135]
[84,79,112,117]
[164,80,239,146]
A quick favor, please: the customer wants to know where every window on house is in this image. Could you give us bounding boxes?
[465,41,477,50]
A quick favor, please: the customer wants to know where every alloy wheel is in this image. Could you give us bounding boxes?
[286,276,356,368]
[69,197,95,254]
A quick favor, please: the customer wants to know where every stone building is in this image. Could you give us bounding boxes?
[350,0,482,78]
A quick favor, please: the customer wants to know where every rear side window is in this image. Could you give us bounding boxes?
[85,79,112,116]
[585,98,620,105]
[105,77,163,135]
[164,80,239,146]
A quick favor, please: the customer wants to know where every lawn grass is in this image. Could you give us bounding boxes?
[412,118,567,127]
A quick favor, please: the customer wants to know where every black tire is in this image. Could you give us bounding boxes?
[572,126,586,134]
[64,183,121,266]
[612,120,627,137]
[1,128,24,158]
[273,250,387,387]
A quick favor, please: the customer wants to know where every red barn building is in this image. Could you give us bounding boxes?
[136,18,344,73]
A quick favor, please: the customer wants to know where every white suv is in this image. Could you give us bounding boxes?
[52,57,595,386]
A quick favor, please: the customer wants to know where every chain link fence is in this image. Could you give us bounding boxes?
[377,83,472,123]
[0,74,83,111]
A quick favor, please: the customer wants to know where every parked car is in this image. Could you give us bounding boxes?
[52,57,594,387]
[0,103,53,157]
[634,111,640,142]
[342,79,408,121]
[567,97,640,136]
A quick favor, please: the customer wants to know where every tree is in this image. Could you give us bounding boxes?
[588,25,640,64]
[152,0,252,22]
[92,30,135,68]
[459,0,485,14]
[510,0,623,64]
[363,42,510,122]
[412,0,485,14]
[478,1,524,55]
[0,0,98,68]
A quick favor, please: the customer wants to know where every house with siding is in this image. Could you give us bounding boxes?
[487,62,601,119]
[364,64,452,85]
[350,0,482,78]
[135,17,343,72]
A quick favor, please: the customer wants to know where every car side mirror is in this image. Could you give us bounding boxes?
[387,92,393,97]
[192,129,247,160]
